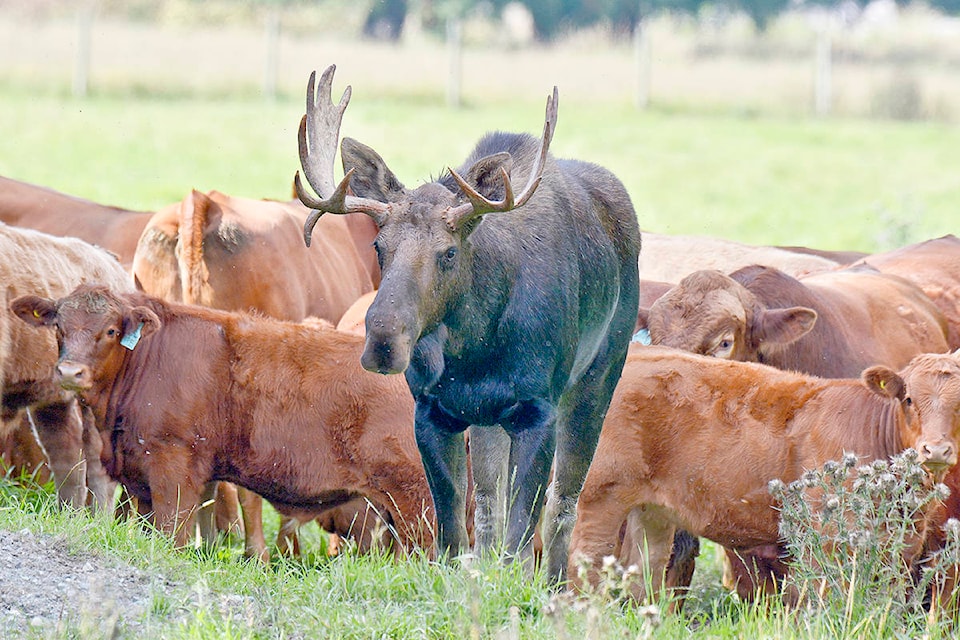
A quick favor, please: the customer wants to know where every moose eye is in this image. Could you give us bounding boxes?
[438,246,458,270]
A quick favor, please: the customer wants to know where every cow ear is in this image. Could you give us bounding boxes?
[636,306,650,331]
[10,295,58,328]
[341,137,406,202]
[123,306,161,342]
[755,306,817,347]
[463,152,514,200]
[863,366,906,400]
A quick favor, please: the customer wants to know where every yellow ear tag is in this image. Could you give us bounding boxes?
[32,309,40,318]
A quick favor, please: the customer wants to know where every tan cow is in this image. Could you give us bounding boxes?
[0,175,152,268]
[1,222,132,510]
[12,285,433,555]
[639,232,845,283]
[569,345,960,604]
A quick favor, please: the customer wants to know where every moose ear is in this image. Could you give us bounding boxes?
[755,306,817,348]
[462,152,513,200]
[863,366,906,400]
[341,137,406,202]
[10,295,58,328]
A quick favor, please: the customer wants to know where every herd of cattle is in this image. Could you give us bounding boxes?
[2,64,960,613]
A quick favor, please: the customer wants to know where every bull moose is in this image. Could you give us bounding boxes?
[294,65,641,580]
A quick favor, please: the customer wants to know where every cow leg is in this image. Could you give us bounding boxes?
[80,406,115,514]
[237,487,269,563]
[215,482,244,537]
[196,482,220,548]
[469,425,510,557]
[1,412,51,484]
[27,402,87,509]
[624,506,677,604]
[414,396,469,559]
[568,477,634,595]
[502,400,557,572]
[276,515,302,556]
[147,456,203,547]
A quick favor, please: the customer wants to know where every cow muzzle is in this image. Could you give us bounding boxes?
[917,440,957,478]
[56,361,92,392]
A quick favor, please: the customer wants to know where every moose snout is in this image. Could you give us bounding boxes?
[56,361,91,391]
[916,440,958,474]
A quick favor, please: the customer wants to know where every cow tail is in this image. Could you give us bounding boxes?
[177,190,213,306]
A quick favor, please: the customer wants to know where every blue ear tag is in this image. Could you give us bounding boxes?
[632,328,652,345]
[121,322,145,350]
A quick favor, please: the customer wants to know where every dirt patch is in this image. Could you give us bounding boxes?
[0,528,171,636]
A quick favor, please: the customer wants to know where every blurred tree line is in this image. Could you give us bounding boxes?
[3,0,959,41]
[381,0,960,39]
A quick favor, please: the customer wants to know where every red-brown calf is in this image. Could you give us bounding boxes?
[569,345,960,604]
[11,285,433,552]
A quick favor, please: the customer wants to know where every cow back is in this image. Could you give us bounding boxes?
[857,235,960,350]
[0,175,152,266]
[133,191,375,323]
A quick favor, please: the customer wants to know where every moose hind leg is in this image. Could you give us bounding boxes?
[543,342,631,582]
[469,425,510,556]
[503,399,556,572]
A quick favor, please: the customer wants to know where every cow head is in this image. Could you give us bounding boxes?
[863,350,960,479]
[293,65,557,375]
[643,269,817,362]
[10,285,160,396]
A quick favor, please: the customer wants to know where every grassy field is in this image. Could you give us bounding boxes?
[1,88,958,254]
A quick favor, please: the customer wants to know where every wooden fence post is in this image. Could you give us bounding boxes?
[634,18,651,110]
[73,4,95,98]
[447,17,462,109]
[264,9,281,100]
[814,29,832,117]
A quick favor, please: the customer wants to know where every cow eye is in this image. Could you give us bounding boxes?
[905,397,913,407]
[106,328,117,337]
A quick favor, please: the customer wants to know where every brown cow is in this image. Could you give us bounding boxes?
[853,235,960,350]
[639,232,842,283]
[641,264,949,377]
[1,222,132,510]
[569,345,960,604]
[637,263,950,598]
[132,188,381,559]
[0,175,153,267]
[11,285,433,553]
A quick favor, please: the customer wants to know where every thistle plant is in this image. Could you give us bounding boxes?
[770,449,957,623]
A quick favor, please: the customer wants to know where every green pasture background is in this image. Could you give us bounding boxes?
[3,89,957,254]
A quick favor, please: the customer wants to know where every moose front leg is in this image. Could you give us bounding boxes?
[414,397,469,560]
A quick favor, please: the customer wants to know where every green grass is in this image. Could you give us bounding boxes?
[1,89,957,253]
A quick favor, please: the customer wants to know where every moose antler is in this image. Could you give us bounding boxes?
[296,65,391,247]
[443,86,559,231]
